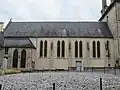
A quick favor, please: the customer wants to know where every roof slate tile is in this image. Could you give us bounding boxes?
[4,22,113,38]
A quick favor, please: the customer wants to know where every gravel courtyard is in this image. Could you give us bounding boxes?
[0,72,120,90]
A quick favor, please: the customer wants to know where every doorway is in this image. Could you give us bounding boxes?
[13,49,18,68]
[76,61,82,72]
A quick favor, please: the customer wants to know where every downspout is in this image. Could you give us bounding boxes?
[31,49,32,70]
[68,38,71,70]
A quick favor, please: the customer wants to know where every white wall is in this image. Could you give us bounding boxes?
[5,37,114,70]
[35,38,114,70]
[6,48,34,70]
[100,2,120,63]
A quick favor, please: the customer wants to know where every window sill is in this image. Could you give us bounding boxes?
[92,57,101,59]
[39,57,48,59]
[75,57,83,59]
[57,57,67,59]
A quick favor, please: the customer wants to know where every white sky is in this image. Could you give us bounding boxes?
[0,0,111,24]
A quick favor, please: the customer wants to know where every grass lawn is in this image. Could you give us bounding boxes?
[0,68,21,75]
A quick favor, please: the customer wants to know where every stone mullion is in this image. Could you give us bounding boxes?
[96,41,98,58]
[90,41,92,58]
[17,49,21,69]
[43,41,44,58]
[78,41,80,58]
[60,41,62,57]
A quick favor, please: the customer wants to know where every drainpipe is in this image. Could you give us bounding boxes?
[50,41,53,70]
[31,49,32,70]
[68,38,72,71]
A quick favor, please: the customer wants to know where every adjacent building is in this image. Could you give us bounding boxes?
[0,22,4,68]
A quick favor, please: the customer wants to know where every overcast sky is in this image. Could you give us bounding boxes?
[0,0,111,23]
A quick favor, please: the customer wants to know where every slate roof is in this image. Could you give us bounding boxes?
[4,38,35,48]
[0,32,4,47]
[4,22,113,38]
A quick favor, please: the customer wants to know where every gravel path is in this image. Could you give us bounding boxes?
[0,72,120,90]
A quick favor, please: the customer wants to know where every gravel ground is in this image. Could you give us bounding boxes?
[0,72,120,90]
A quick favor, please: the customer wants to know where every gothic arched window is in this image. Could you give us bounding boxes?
[107,41,109,50]
[21,49,26,68]
[107,41,110,58]
[93,41,96,57]
[44,40,47,57]
[79,41,83,57]
[57,41,60,57]
[13,49,18,68]
[97,41,100,58]
[40,41,43,57]
[75,41,78,57]
[62,41,65,57]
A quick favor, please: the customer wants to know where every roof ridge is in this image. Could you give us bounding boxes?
[10,21,105,23]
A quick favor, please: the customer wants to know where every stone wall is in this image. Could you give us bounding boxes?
[5,37,114,70]
[6,48,34,70]
[35,38,114,70]
[100,1,120,62]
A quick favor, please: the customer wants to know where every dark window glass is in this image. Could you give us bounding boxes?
[79,41,82,57]
[62,41,65,57]
[107,41,109,50]
[21,49,26,68]
[13,49,18,68]
[57,41,60,57]
[97,41,100,58]
[44,41,47,57]
[40,41,43,57]
[75,41,78,57]
[93,41,96,57]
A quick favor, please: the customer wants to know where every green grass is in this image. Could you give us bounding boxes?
[0,69,21,76]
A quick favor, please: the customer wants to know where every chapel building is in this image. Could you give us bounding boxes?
[0,0,120,71]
